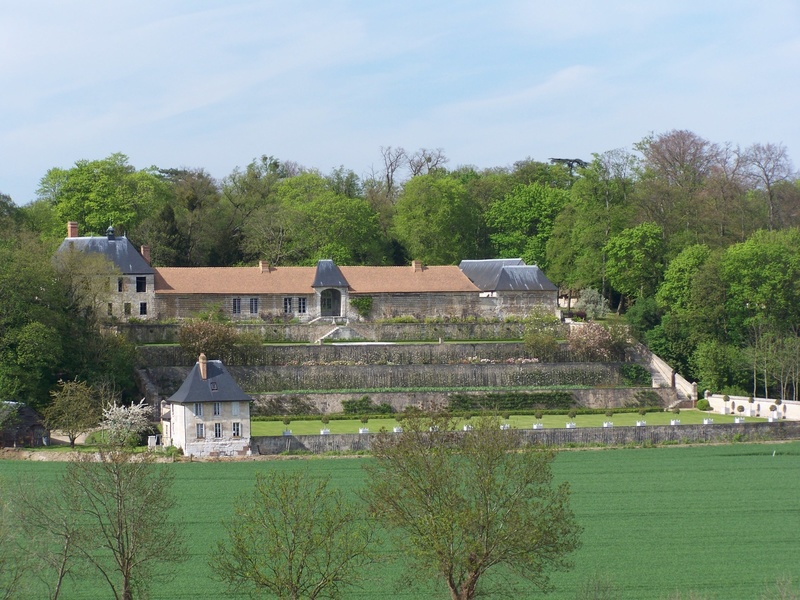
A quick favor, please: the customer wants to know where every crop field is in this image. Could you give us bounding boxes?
[1,442,799,599]
[252,409,763,436]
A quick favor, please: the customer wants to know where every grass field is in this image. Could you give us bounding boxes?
[1,442,798,599]
[252,409,762,436]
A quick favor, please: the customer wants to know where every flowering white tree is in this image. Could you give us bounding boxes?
[101,400,152,447]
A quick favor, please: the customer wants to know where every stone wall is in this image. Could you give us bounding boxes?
[144,363,623,397]
[251,421,800,455]
[121,321,541,345]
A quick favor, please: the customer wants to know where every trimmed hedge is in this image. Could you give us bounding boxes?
[448,391,575,412]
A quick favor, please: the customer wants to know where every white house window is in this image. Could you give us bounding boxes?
[283,297,293,313]
[231,401,239,417]
[136,276,147,293]
[194,402,203,417]
[249,297,259,314]
[196,423,205,438]
[214,423,222,438]
[232,298,241,314]
[298,297,307,313]
[213,402,221,416]
[232,422,241,437]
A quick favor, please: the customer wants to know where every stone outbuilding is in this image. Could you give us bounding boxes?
[161,354,251,458]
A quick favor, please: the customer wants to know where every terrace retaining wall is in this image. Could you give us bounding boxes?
[251,421,800,455]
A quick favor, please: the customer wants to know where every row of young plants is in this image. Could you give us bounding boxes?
[251,406,669,423]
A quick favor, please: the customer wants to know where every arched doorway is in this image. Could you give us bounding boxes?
[320,289,341,317]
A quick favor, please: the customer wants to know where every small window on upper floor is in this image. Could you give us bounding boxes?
[118,278,124,292]
[136,276,147,293]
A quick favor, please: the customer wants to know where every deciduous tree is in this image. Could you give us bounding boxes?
[43,379,101,448]
[364,414,581,600]
[212,470,375,600]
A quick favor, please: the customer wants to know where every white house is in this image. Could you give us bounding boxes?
[161,354,251,457]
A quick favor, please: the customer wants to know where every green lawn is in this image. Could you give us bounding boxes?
[1,441,798,599]
[251,409,762,436]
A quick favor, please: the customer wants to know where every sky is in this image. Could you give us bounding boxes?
[2,0,799,205]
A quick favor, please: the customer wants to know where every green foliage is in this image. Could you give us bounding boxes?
[365,415,582,599]
[449,391,575,412]
[624,296,662,340]
[341,395,394,415]
[656,244,711,313]
[486,182,570,268]
[349,295,373,319]
[393,173,484,264]
[575,288,609,319]
[696,399,711,411]
[211,470,375,599]
[604,222,665,300]
[619,364,652,386]
[43,379,102,448]
[523,331,561,361]
[568,322,626,362]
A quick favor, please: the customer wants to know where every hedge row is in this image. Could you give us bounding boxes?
[448,391,575,411]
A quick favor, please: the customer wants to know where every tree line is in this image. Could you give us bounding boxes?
[1,129,799,401]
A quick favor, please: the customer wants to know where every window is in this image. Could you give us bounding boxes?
[298,297,307,314]
[249,297,259,314]
[117,277,124,292]
[213,402,221,416]
[231,401,240,417]
[124,303,131,316]
[136,276,147,293]
[107,303,113,316]
[214,423,222,438]
[139,302,147,316]
[232,422,241,437]
[196,423,205,438]
[283,297,293,313]
[232,298,241,314]
[194,402,203,417]
[210,382,218,391]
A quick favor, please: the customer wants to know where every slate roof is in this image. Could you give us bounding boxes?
[312,259,348,288]
[459,259,557,292]
[167,359,251,404]
[57,234,154,275]
[155,262,480,294]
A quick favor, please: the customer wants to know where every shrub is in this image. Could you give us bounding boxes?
[638,408,647,416]
[620,364,652,386]
[282,417,291,426]
[463,413,472,420]
[448,392,574,412]
[770,404,777,412]
[178,319,239,360]
[534,410,543,420]
[775,399,783,406]
[349,296,373,319]
[342,396,394,415]
[672,407,681,415]
[696,399,711,411]
[568,409,577,419]
[567,322,616,362]
[748,396,754,403]
[360,415,369,424]
[575,288,609,319]
[321,415,330,424]
[737,405,744,413]
[605,410,614,418]
[523,331,560,362]
[501,412,511,420]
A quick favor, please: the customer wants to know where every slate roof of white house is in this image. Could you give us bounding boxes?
[167,359,251,404]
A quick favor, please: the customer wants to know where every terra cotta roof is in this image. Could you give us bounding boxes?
[154,264,480,295]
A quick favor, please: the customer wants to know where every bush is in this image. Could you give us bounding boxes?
[575,288,609,320]
[696,399,711,411]
[737,405,744,413]
[568,409,577,419]
[534,410,543,420]
[501,412,511,420]
[672,407,680,415]
[282,417,291,426]
[342,396,394,415]
[523,331,560,362]
[567,322,616,362]
[605,410,614,418]
[360,415,369,424]
[638,408,647,416]
[349,296,373,319]
[178,319,239,360]
[321,415,330,424]
[620,364,652,386]
[449,392,575,412]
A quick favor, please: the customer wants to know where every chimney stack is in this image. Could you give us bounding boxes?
[412,260,423,272]
[199,353,207,380]
[67,222,79,238]
[141,245,151,265]
[259,260,269,273]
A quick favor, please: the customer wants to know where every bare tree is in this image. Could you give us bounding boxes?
[65,449,185,600]
[744,142,795,230]
[407,147,449,176]
[379,146,408,202]
[212,469,375,600]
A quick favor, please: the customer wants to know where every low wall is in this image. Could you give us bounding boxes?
[252,387,676,414]
[120,322,537,344]
[144,363,623,396]
[251,421,800,454]
[705,393,800,421]
[137,341,534,367]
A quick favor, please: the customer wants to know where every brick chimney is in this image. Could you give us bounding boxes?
[412,260,423,272]
[67,221,79,238]
[259,260,270,273]
[140,245,151,265]
[199,353,207,380]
